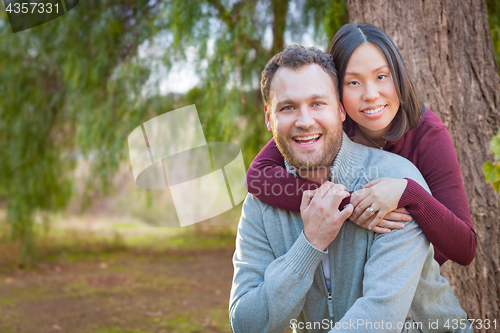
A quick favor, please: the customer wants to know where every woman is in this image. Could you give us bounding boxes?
[245,23,476,266]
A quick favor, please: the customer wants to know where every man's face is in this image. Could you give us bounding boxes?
[265,64,345,172]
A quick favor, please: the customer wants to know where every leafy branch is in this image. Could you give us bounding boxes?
[484,129,500,193]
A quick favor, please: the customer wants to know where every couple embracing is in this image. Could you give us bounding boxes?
[229,23,476,333]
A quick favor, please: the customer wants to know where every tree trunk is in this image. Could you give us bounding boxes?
[347,0,500,330]
[272,0,289,55]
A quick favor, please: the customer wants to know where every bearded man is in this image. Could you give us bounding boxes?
[229,45,472,333]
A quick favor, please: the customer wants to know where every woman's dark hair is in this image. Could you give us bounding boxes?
[328,23,424,141]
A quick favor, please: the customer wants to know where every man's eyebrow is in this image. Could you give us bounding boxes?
[308,94,329,100]
[345,65,390,76]
[276,99,295,107]
[276,94,329,108]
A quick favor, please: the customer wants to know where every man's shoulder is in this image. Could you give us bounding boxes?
[241,193,267,216]
[347,137,416,169]
[242,193,271,211]
[239,194,302,256]
[240,194,287,223]
[367,145,417,171]
[352,141,430,193]
[237,194,269,237]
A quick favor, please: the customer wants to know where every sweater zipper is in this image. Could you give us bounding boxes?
[320,262,334,319]
[327,285,333,318]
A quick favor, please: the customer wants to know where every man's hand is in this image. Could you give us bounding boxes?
[300,182,353,251]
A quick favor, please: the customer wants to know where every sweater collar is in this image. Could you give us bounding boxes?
[384,133,405,155]
[284,132,364,186]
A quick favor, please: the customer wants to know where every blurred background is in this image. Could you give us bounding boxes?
[0,1,499,332]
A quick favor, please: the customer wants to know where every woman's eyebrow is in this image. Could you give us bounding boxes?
[345,65,390,76]
[373,65,390,72]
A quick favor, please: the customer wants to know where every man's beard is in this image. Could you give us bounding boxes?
[273,123,343,173]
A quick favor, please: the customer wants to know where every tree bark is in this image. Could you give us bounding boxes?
[347,0,500,330]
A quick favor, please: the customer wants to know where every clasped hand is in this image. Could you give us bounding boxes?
[349,177,411,233]
[300,182,353,251]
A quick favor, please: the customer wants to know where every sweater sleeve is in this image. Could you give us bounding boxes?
[245,138,320,212]
[229,195,326,333]
[329,222,429,332]
[397,126,476,266]
[329,222,472,333]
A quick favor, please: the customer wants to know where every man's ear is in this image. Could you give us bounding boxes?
[265,106,272,131]
[339,103,346,122]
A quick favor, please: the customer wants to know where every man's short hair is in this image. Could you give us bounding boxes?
[261,45,339,109]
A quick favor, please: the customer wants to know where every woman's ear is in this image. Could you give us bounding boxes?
[339,103,346,122]
[265,106,272,131]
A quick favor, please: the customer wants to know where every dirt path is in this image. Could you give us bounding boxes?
[0,248,235,333]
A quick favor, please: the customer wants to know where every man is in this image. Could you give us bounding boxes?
[229,46,472,333]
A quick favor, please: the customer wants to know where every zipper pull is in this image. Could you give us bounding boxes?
[327,288,333,318]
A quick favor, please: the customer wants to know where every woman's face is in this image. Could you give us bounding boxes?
[342,43,400,138]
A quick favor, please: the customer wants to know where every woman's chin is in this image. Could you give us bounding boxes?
[355,121,392,135]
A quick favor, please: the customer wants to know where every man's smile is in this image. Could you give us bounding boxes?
[292,133,322,146]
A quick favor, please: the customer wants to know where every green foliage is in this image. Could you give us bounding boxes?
[487,0,500,74]
[483,129,500,193]
[159,0,347,162]
[486,1,500,194]
[304,0,348,44]
[0,0,348,263]
[0,1,162,263]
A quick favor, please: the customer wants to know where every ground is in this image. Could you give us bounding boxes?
[0,215,238,333]
[0,248,234,333]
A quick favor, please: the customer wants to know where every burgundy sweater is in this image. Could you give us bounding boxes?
[245,109,476,266]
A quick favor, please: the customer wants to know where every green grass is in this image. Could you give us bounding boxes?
[95,328,154,333]
[0,178,240,333]
[0,207,239,269]
[0,285,53,306]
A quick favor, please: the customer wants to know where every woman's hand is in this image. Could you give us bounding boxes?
[349,178,411,233]
[354,208,411,233]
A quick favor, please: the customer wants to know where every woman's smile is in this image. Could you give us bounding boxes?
[360,104,387,118]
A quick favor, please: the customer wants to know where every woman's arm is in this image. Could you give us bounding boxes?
[399,124,476,266]
[245,138,320,212]
[348,125,476,266]
[397,180,476,266]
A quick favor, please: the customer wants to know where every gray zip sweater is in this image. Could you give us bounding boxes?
[229,134,472,333]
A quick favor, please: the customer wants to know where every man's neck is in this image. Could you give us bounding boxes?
[297,167,331,184]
